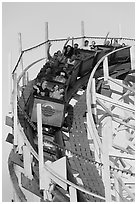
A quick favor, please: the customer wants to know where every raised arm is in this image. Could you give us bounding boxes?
[62,37,71,52]
[104,32,110,45]
[47,42,52,60]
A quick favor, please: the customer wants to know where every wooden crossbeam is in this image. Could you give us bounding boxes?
[108,76,135,93]
[96,93,134,113]
[109,150,135,160]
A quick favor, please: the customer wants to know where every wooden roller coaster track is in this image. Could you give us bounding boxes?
[5,35,135,202]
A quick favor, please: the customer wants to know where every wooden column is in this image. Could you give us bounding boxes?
[118,24,122,43]
[101,81,112,201]
[90,78,100,163]
[81,20,85,46]
[13,73,18,146]
[37,103,44,189]
[23,145,33,180]
[8,52,13,113]
[45,22,49,60]
[69,186,77,202]
[103,56,109,82]
[102,113,112,201]
[18,33,25,86]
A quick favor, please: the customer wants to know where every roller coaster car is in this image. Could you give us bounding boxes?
[31,95,65,127]
[109,46,131,64]
[78,49,96,76]
[30,80,66,128]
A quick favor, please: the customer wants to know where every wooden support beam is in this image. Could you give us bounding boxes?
[103,57,109,81]
[17,131,24,154]
[108,76,135,93]
[101,102,112,201]
[69,186,77,202]
[87,113,101,162]
[45,22,49,59]
[96,93,135,113]
[18,33,25,86]
[113,172,135,201]
[81,20,85,46]
[8,52,13,113]
[109,150,135,160]
[97,98,135,129]
[13,73,18,146]
[91,78,98,124]
[37,103,44,189]
[23,145,33,180]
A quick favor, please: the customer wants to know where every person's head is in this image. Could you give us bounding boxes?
[105,40,110,46]
[41,80,48,89]
[66,45,72,52]
[122,43,126,47]
[114,39,118,43]
[57,50,62,56]
[53,52,58,60]
[60,71,66,77]
[91,41,96,46]
[84,40,89,46]
[71,54,76,61]
[74,43,79,49]
[45,67,51,74]
[53,84,59,91]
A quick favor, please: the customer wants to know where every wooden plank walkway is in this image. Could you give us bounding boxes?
[69,92,105,201]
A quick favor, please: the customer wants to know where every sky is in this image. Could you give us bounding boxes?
[2,1,135,202]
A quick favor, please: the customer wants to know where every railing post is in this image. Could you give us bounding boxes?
[91,78,98,124]
[37,104,52,201]
[8,52,13,113]
[72,37,74,47]
[118,24,122,42]
[18,33,26,86]
[101,100,112,201]
[23,145,33,180]
[69,186,77,202]
[89,78,100,163]
[81,20,85,46]
[45,22,49,60]
[37,103,45,189]
[103,56,109,82]
[13,72,18,146]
